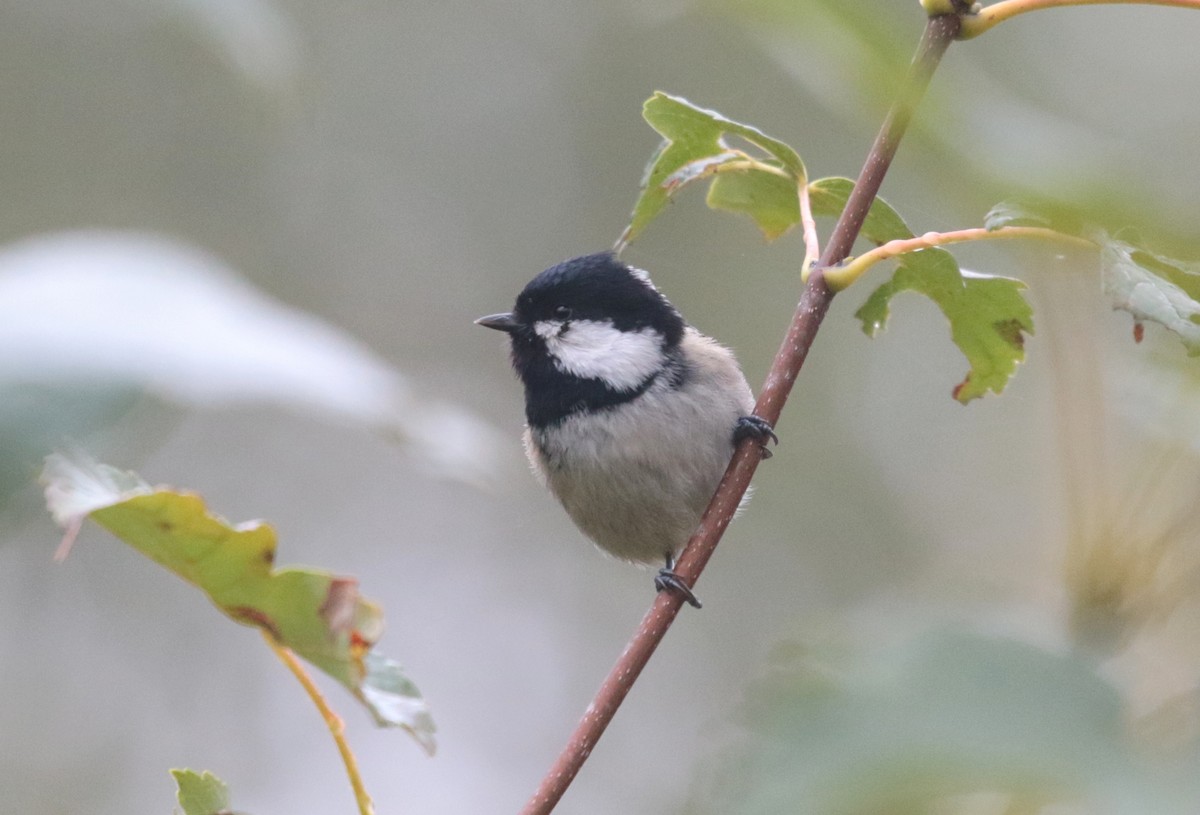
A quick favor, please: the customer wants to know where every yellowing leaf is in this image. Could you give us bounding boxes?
[43,452,436,755]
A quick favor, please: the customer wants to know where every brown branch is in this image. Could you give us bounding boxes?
[519,11,964,815]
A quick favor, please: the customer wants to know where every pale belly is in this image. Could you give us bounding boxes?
[525,386,745,564]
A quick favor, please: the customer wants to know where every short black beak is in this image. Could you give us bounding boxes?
[475,312,520,333]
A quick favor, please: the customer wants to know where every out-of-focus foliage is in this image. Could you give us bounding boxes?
[697,0,917,112]
[986,201,1200,356]
[701,0,1200,254]
[1100,241,1200,356]
[688,629,1200,815]
[0,231,502,513]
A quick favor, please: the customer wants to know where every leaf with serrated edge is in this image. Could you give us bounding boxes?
[644,93,803,176]
[1101,239,1200,356]
[810,178,1032,401]
[624,92,806,243]
[43,452,437,754]
[172,769,231,815]
[855,248,1033,403]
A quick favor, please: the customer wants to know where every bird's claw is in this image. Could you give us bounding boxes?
[655,566,702,609]
[734,415,779,459]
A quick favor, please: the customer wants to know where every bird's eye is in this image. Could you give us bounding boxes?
[553,305,572,320]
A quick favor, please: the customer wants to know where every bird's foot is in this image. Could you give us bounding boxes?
[733,415,779,459]
[655,555,702,609]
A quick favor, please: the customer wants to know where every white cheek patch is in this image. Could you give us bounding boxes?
[533,320,563,340]
[536,318,665,391]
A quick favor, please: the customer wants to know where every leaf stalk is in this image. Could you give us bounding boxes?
[960,0,1200,39]
[265,633,375,815]
[799,179,820,275]
[825,225,1099,291]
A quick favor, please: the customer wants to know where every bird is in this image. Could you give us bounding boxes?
[476,252,774,607]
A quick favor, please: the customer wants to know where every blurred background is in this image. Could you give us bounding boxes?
[3,1,1200,813]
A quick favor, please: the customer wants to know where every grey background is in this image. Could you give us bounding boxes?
[2,1,1199,813]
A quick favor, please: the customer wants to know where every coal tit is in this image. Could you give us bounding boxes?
[477,252,774,607]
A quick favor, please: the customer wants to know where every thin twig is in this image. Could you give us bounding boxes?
[264,633,375,815]
[960,0,1200,38]
[519,11,964,815]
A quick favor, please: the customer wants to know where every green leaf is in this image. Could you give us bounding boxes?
[984,199,1085,235]
[622,92,806,244]
[1100,238,1200,355]
[172,769,232,815]
[806,176,914,244]
[706,170,801,241]
[813,180,1033,402]
[43,452,437,755]
[983,200,1200,355]
[984,200,1051,232]
[687,630,1195,815]
[855,248,1033,403]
